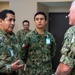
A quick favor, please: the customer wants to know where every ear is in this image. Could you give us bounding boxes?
[45,20,47,24]
[0,18,3,25]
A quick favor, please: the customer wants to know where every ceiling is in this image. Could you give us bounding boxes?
[40,2,71,7]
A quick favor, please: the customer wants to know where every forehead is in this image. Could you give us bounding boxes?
[70,2,75,10]
[23,22,29,25]
[6,13,15,18]
[35,14,45,18]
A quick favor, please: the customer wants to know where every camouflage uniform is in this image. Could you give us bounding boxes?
[16,29,31,44]
[60,26,75,75]
[0,29,21,75]
[20,30,56,75]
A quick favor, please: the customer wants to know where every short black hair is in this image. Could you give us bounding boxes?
[34,12,47,21]
[22,20,30,25]
[0,9,15,20]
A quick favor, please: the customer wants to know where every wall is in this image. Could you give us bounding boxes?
[0,0,73,33]
[0,2,9,11]
[10,0,37,33]
[49,6,70,12]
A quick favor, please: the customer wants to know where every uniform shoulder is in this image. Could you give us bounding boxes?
[66,26,75,32]
[0,31,5,43]
[46,31,54,36]
[63,26,75,39]
[65,26,75,35]
[0,30,5,37]
[26,30,34,36]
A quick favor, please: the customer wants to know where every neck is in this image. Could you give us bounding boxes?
[24,29,29,32]
[36,28,44,34]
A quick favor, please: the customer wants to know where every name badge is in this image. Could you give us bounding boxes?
[46,38,50,44]
[10,49,14,57]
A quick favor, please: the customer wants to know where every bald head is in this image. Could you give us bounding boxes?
[70,1,75,11]
[72,0,75,5]
[68,0,75,25]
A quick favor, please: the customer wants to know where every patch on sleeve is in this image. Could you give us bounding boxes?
[22,44,27,48]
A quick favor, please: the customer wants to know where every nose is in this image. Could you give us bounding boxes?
[38,19,41,22]
[11,20,15,25]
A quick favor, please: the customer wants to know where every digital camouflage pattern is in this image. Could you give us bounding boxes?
[0,29,22,75]
[16,29,31,44]
[20,30,56,75]
[60,26,75,75]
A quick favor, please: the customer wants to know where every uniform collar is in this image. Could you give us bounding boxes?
[34,29,47,37]
[0,29,7,35]
[0,29,14,35]
[34,29,47,34]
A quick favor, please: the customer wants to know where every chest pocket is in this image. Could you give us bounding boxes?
[0,36,12,56]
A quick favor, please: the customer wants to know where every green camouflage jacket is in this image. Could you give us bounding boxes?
[20,30,56,75]
[0,29,20,75]
[16,29,31,44]
[60,26,75,75]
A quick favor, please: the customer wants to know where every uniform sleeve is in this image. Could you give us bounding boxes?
[0,36,12,73]
[60,29,75,68]
[20,35,30,63]
[50,34,56,58]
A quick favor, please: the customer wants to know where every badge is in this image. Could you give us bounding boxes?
[10,49,14,57]
[46,38,50,44]
[22,44,27,48]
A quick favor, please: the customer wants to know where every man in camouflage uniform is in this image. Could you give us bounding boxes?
[20,12,56,75]
[16,20,31,44]
[0,9,24,75]
[55,1,75,75]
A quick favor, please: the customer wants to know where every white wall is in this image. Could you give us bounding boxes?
[0,0,73,33]
[10,0,37,33]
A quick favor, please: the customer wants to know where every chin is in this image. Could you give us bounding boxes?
[69,22,73,25]
[38,27,42,28]
[8,30,13,33]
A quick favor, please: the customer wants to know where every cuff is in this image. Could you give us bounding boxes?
[60,55,75,68]
[6,64,12,72]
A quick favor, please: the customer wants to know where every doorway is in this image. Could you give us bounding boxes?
[48,13,70,71]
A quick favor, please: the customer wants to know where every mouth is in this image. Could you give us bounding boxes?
[9,25,14,29]
[38,24,42,26]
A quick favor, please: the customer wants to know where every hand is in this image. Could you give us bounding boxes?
[11,60,24,71]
